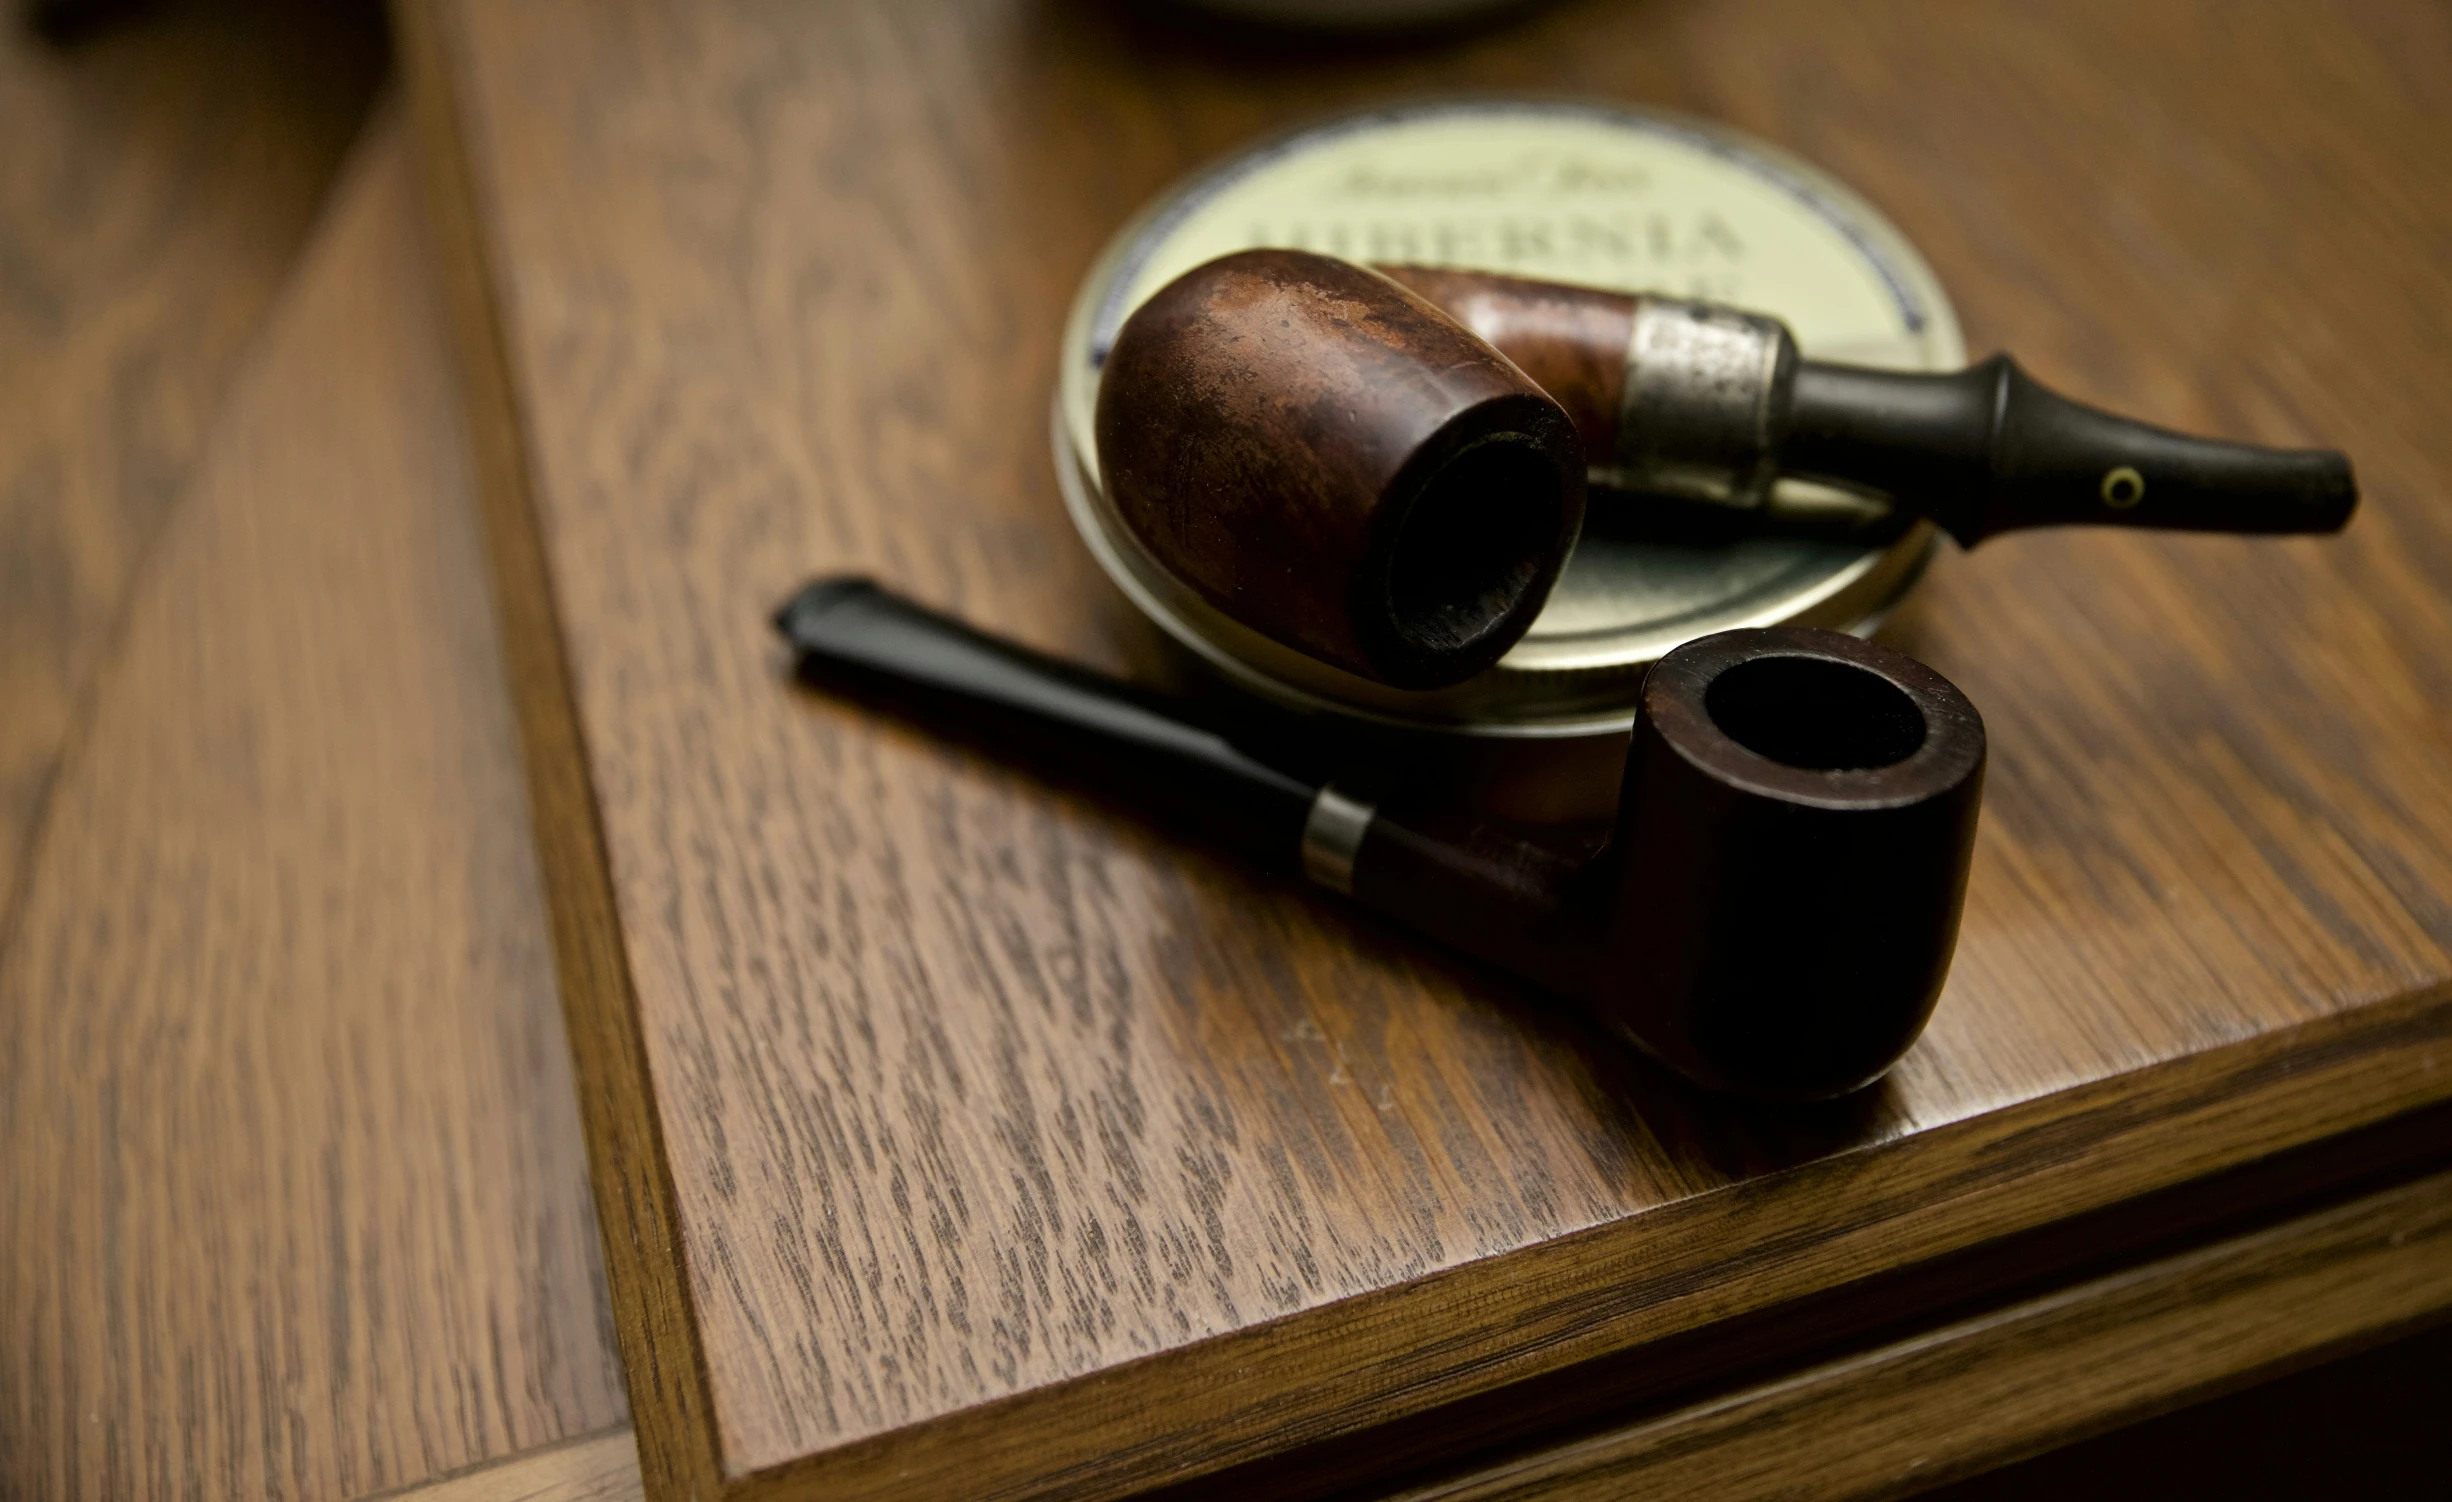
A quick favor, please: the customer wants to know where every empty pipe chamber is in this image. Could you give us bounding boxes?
[1339,625,1985,1100]
[1599,629,1986,1098]
[1096,250,1587,690]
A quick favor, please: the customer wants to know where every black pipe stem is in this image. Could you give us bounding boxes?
[774,577,1320,866]
[1783,355,2358,547]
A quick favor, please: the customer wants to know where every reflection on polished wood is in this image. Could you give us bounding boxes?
[400,1,2452,1499]
[0,116,627,1501]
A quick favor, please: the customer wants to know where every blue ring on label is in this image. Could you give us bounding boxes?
[1087,98,1931,369]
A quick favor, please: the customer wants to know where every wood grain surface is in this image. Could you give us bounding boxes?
[401,1,2452,1498]
[0,112,628,1501]
[0,0,385,925]
[369,1431,643,1502]
[347,1159,2452,1502]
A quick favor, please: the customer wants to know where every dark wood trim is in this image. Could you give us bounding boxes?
[393,6,724,1501]
[728,987,2452,1502]
[1381,1166,2452,1500]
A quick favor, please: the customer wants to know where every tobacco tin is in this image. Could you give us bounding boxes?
[1055,99,1963,809]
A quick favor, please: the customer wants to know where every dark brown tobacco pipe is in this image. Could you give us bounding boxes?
[1375,262,2360,547]
[777,578,1985,1102]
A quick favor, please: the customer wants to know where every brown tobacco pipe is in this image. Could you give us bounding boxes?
[1098,250,2357,698]
[1374,262,2360,547]
[1098,249,1587,692]
[778,578,1986,1102]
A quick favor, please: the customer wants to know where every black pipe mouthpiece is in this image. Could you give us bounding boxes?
[775,578,1317,864]
[1782,355,2358,547]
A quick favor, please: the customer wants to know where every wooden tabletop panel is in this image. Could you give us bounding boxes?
[0,114,628,1501]
[0,0,385,920]
[401,2,2452,1498]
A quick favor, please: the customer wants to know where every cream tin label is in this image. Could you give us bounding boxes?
[1083,103,1956,384]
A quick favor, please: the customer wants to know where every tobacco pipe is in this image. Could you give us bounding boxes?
[1374,262,2360,547]
[777,577,1985,1102]
[1097,248,1588,692]
[1098,250,2356,697]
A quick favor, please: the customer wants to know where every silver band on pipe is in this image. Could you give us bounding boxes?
[1610,298,1795,508]
[1300,783,1377,896]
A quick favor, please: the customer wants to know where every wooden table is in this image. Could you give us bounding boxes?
[395,1,2452,1499]
[7,2,2452,1500]
[0,103,630,1501]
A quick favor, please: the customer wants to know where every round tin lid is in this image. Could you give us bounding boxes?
[1057,99,1964,737]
